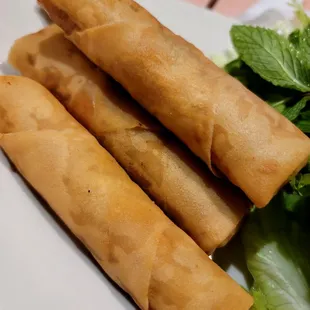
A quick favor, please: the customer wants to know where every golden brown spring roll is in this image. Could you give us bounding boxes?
[39,0,310,208]
[9,24,249,253]
[0,76,253,309]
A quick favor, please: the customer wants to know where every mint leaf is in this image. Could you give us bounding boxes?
[289,0,310,29]
[289,29,301,48]
[231,25,310,92]
[301,110,310,119]
[296,119,310,133]
[299,26,310,64]
[224,58,249,86]
[225,58,296,107]
[290,173,310,194]
[224,58,243,73]
[283,96,310,121]
[270,96,291,114]
[300,173,310,188]
[283,191,306,212]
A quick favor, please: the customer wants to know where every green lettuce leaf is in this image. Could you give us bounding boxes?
[242,194,310,310]
[231,25,310,92]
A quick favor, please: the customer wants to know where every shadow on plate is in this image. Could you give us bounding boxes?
[0,62,20,75]
[35,5,52,25]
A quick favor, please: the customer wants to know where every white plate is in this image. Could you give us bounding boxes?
[0,1,248,309]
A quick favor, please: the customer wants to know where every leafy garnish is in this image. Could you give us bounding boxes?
[224,58,297,106]
[290,173,310,195]
[226,5,310,309]
[269,95,292,113]
[282,191,306,212]
[301,110,310,119]
[231,25,310,92]
[299,26,310,64]
[296,119,310,132]
[283,96,310,121]
[289,26,310,65]
[242,194,310,310]
[289,0,310,28]
[289,29,301,48]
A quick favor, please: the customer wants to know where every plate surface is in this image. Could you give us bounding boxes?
[0,1,246,309]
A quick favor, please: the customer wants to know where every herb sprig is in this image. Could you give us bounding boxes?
[225,5,310,309]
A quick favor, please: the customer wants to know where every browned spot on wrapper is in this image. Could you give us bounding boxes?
[66,44,77,58]
[123,154,153,190]
[107,233,138,264]
[70,209,85,226]
[259,159,279,174]
[130,2,141,12]
[42,66,63,90]
[38,0,80,35]
[27,53,36,66]
[149,284,176,307]
[107,249,120,264]
[148,229,195,308]
[88,164,100,173]
[68,87,95,125]
[62,174,100,227]
[39,66,73,106]
[0,106,14,133]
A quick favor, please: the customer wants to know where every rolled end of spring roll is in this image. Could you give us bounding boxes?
[9,24,250,253]
[39,0,310,207]
[0,76,253,310]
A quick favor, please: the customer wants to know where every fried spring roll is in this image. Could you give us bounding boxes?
[9,24,249,253]
[39,0,310,207]
[0,76,253,309]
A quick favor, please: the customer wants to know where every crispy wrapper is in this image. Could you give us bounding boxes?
[39,0,310,207]
[9,24,249,253]
[0,76,253,309]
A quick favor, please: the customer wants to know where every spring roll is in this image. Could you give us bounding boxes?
[0,76,253,309]
[9,25,249,253]
[39,0,310,207]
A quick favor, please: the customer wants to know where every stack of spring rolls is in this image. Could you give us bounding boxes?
[9,24,249,254]
[0,0,309,309]
[38,0,310,207]
[0,76,252,310]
